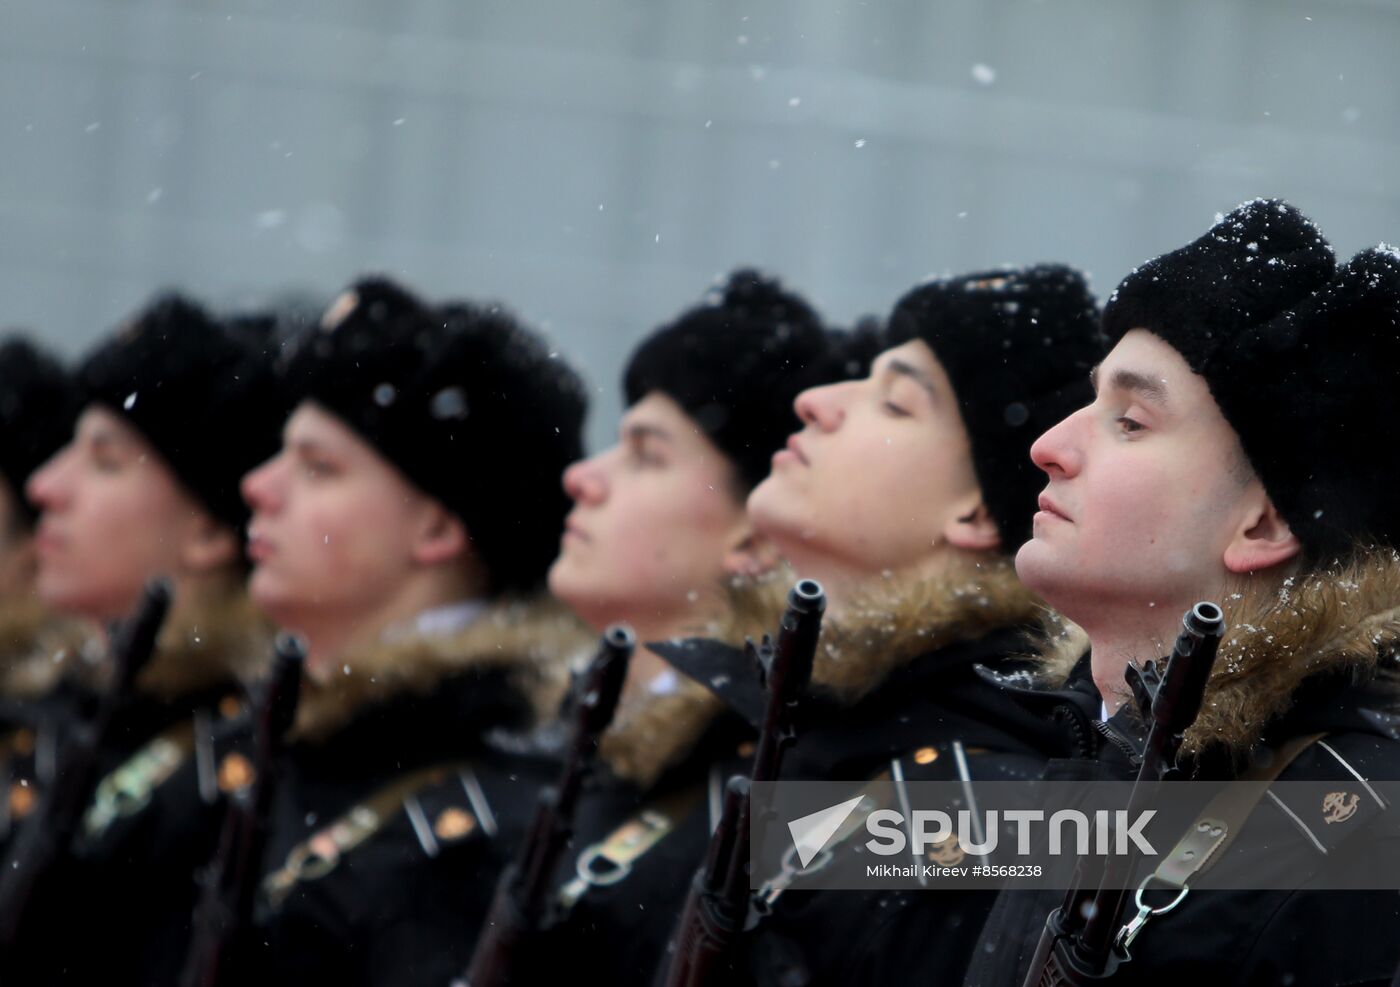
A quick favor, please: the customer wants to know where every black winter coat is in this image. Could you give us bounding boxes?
[250,667,550,987]
[964,652,1400,987]
[500,686,756,986]
[658,625,1056,987]
[3,679,251,985]
[248,599,584,987]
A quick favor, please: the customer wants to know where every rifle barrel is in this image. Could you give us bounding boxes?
[179,633,305,987]
[1077,601,1224,962]
[655,579,826,987]
[0,578,173,949]
[462,625,635,987]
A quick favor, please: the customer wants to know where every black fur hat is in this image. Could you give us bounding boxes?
[886,264,1103,549]
[829,314,888,381]
[282,276,587,595]
[78,293,283,531]
[1102,198,1336,374]
[1214,246,1400,559]
[624,269,837,493]
[0,336,80,526]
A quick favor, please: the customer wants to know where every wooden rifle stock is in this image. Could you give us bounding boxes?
[1022,601,1224,986]
[461,624,634,987]
[661,777,749,987]
[0,578,173,949]
[179,632,306,987]
[657,578,826,987]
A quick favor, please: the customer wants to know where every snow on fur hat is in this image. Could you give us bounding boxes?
[78,293,282,530]
[0,336,80,525]
[1102,198,1336,373]
[624,268,840,493]
[282,276,587,594]
[886,264,1103,549]
[1213,245,1400,559]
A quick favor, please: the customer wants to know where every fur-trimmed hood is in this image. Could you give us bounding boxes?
[291,595,588,743]
[137,588,272,701]
[596,574,788,790]
[595,674,736,791]
[608,557,1046,788]
[799,555,1043,702]
[1035,546,1400,760]
[595,567,834,789]
[1,586,269,706]
[0,597,94,700]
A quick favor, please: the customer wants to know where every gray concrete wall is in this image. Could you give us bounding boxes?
[3,0,1397,446]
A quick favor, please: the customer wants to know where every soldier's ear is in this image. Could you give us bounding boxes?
[722,519,781,578]
[1223,491,1300,574]
[412,501,471,567]
[943,493,1002,553]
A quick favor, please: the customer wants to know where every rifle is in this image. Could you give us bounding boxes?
[657,577,826,987]
[179,632,306,987]
[459,623,635,987]
[1022,600,1224,986]
[0,578,173,948]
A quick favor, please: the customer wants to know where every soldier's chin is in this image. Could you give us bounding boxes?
[247,571,298,626]
[547,556,596,616]
[745,476,801,542]
[547,573,625,636]
[35,571,101,621]
[1014,536,1066,601]
[34,570,67,611]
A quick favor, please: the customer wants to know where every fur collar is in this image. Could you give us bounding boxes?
[597,675,730,790]
[0,597,93,699]
[1037,547,1400,759]
[801,555,1044,702]
[600,556,1044,788]
[292,596,587,743]
[137,589,273,701]
[598,572,793,790]
[0,588,268,704]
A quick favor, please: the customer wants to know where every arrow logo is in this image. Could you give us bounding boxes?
[787,795,866,868]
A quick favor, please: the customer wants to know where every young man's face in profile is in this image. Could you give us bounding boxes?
[1016,329,1272,627]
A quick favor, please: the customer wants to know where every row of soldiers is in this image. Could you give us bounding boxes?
[0,196,1397,985]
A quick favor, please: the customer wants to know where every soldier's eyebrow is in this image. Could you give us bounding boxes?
[81,424,130,454]
[288,436,337,458]
[880,357,939,402]
[620,421,673,445]
[1089,363,1170,408]
[88,431,122,453]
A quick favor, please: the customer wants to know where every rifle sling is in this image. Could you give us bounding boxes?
[262,762,470,909]
[1114,732,1325,955]
[82,719,198,839]
[1152,732,1325,887]
[757,769,892,906]
[556,783,707,912]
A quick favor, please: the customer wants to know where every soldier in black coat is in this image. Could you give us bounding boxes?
[466,268,843,985]
[966,202,1400,986]
[0,296,282,985]
[235,276,591,987]
[646,263,1103,986]
[0,336,84,855]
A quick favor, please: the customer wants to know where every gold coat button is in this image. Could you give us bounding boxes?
[913,747,939,765]
[9,782,34,819]
[434,807,477,841]
[218,753,256,793]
